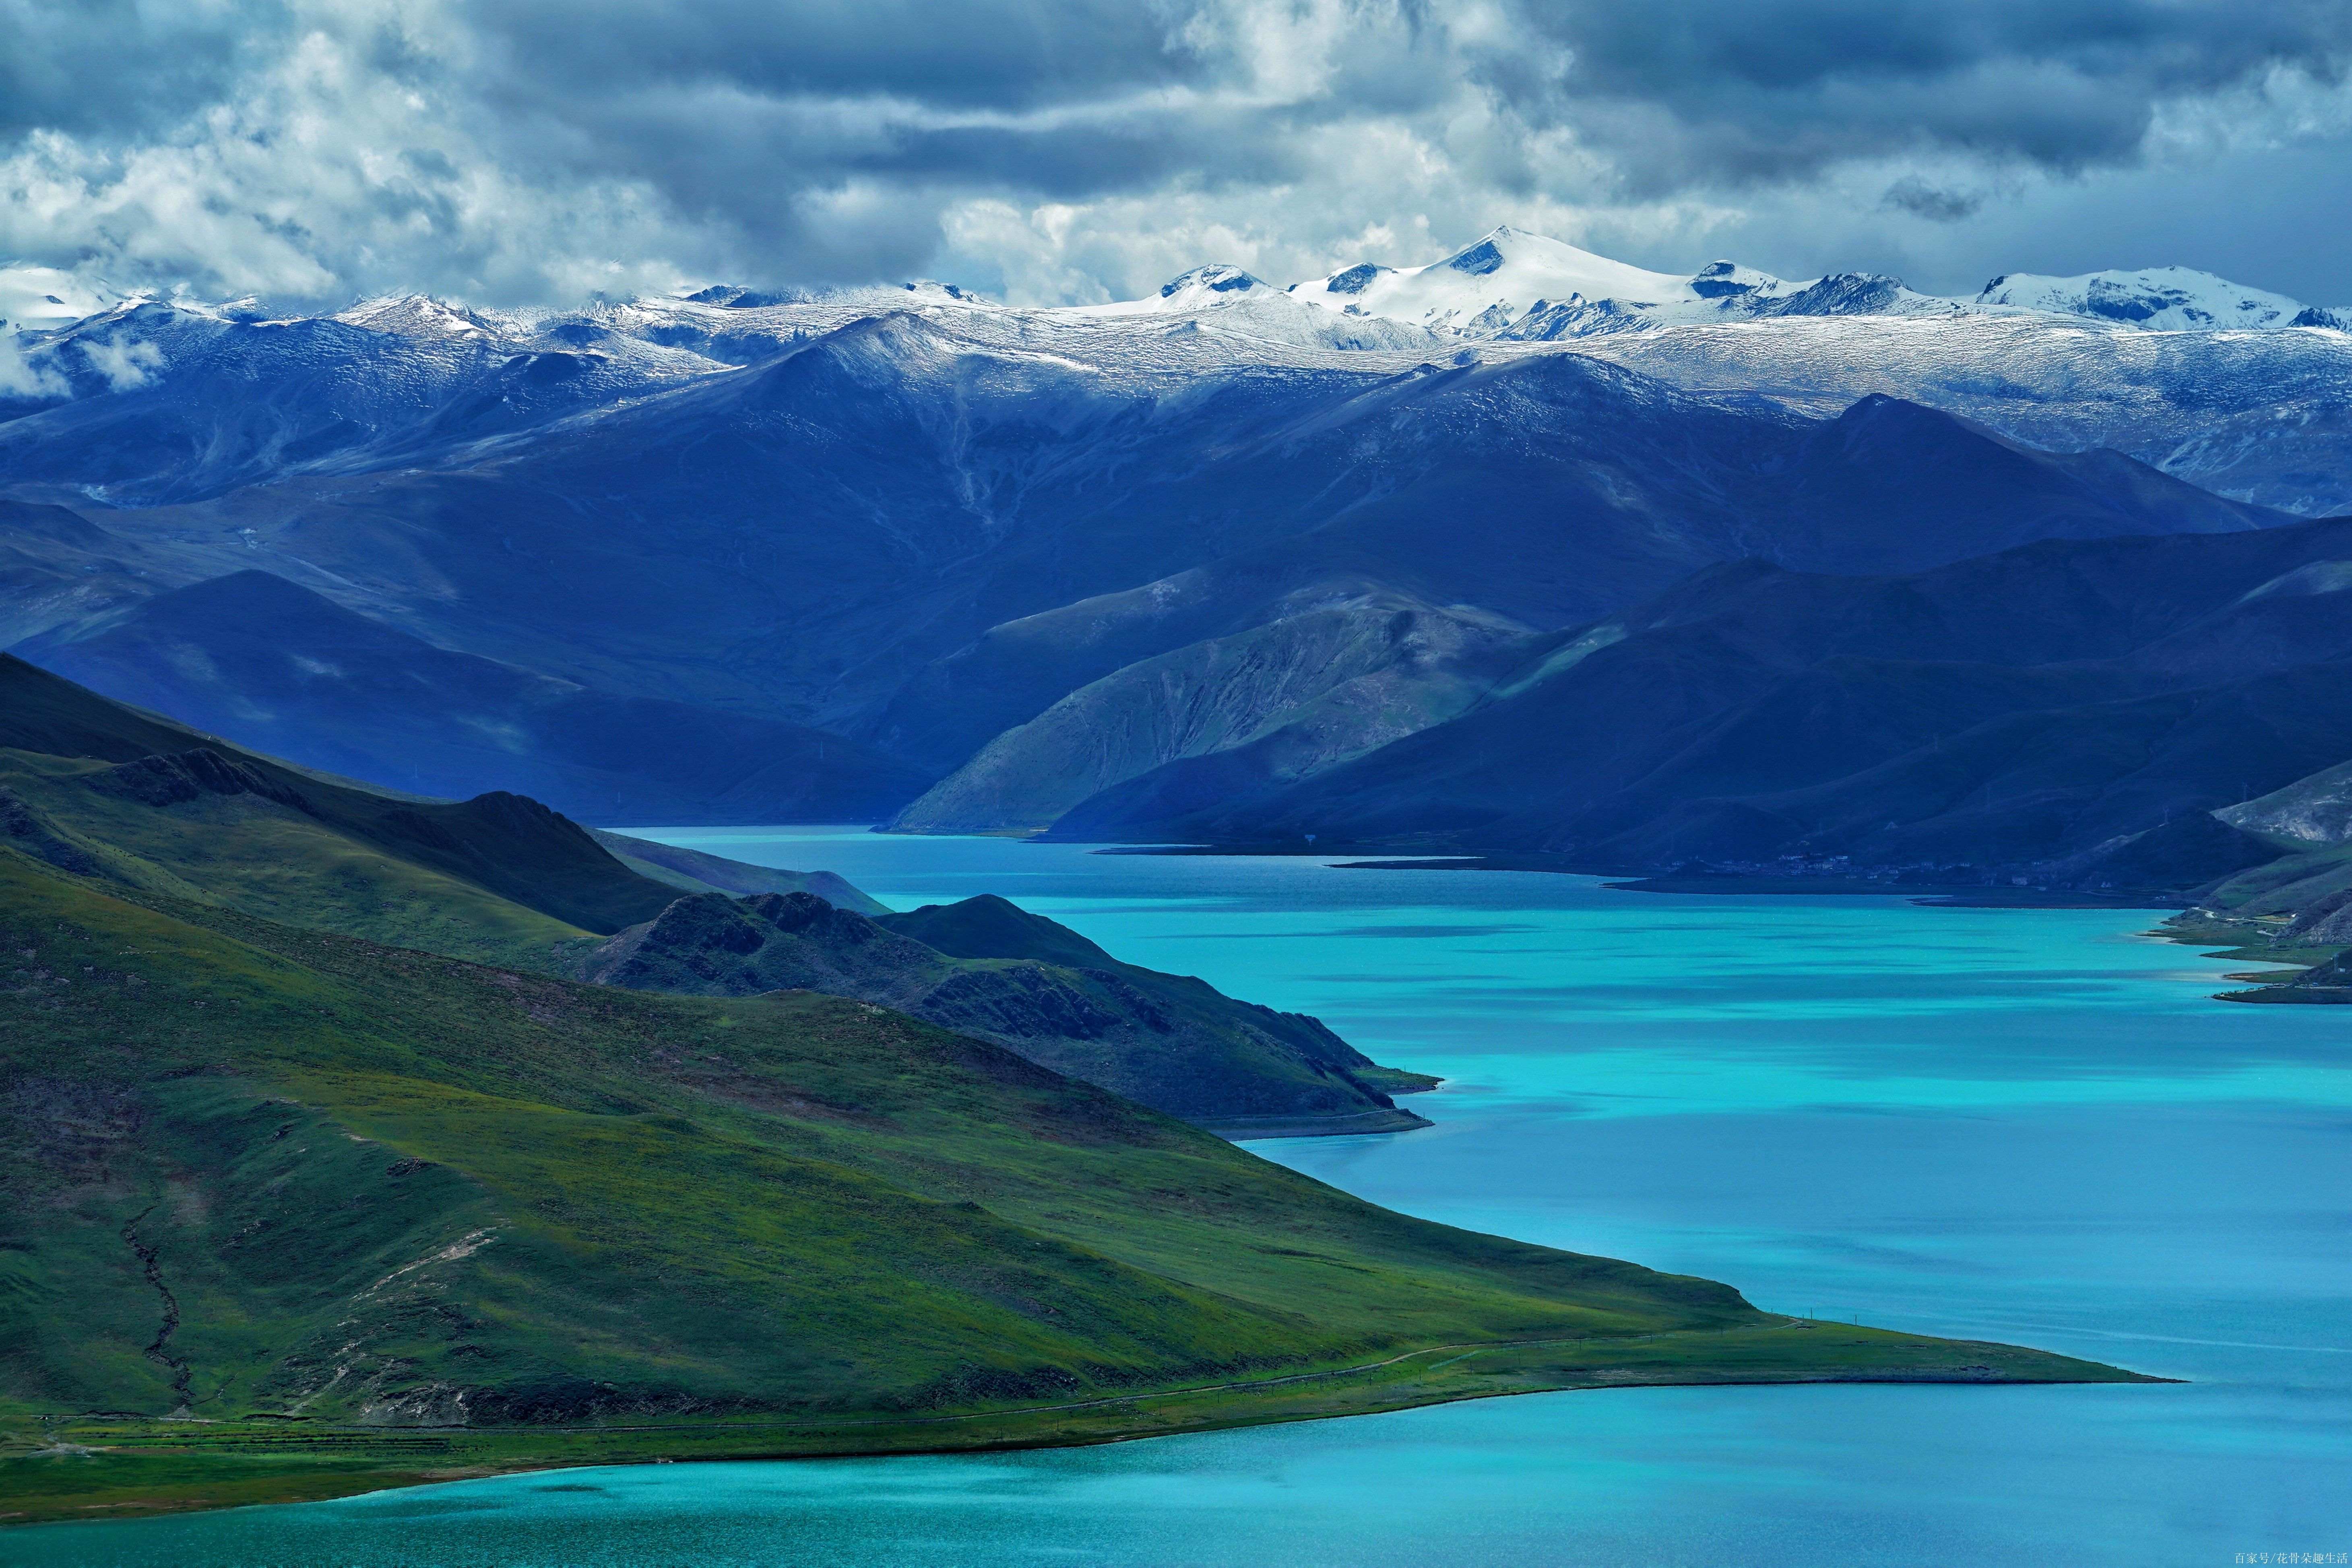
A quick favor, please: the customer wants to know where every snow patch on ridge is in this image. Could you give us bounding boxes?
[1288,227,1702,331]
[1974,267,2307,331]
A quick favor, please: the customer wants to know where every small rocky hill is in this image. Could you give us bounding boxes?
[579,890,1435,1136]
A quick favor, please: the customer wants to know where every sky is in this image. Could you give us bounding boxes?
[3,0,2350,310]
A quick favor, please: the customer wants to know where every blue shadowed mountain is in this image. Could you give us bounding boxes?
[12,570,928,825]
[4,322,2281,835]
[0,236,2334,844]
[1076,516,2352,891]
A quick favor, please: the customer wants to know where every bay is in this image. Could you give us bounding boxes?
[25,829,2350,1566]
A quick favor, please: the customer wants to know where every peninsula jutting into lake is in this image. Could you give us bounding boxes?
[0,663,2156,1523]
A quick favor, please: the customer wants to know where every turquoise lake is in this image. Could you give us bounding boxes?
[21,830,2350,1566]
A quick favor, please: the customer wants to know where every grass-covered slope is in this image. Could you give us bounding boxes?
[0,658,1418,1124]
[0,849,2149,1523]
[0,654,681,952]
[0,749,591,969]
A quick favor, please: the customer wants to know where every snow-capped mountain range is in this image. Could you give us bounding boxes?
[6,223,2347,519]
[2,223,2347,868]
[9,221,2344,365]
[0,221,2345,515]
[1274,225,2350,336]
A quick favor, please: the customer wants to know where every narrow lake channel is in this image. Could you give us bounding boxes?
[31,829,2350,1566]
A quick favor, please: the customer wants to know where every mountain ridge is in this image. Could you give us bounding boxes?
[1053,516,2352,892]
[12,569,928,824]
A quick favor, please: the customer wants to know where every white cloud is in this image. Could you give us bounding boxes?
[77,332,167,391]
[0,333,66,399]
[0,0,2346,310]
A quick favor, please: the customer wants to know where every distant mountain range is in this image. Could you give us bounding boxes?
[1083,516,2352,891]
[2,225,2348,894]
[1287,227,2349,337]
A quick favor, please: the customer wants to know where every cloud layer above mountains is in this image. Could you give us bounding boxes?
[4,0,2349,308]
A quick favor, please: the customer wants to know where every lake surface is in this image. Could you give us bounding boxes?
[30,830,2350,1566]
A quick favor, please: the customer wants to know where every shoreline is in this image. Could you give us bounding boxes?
[1,1321,2162,1529]
[2144,909,2352,1004]
[0,835,2222,1530]
[1094,844,2191,912]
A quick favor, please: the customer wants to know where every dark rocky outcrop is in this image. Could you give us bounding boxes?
[86,748,310,811]
[579,890,1435,1134]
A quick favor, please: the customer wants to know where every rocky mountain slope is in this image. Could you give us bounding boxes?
[2217,758,2352,848]
[2163,756,2352,991]
[15,570,927,824]
[1112,517,2352,893]
[586,828,890,914]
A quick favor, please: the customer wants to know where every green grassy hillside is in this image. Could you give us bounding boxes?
[0,848,2149,1522]
[1,748,592,969]
[0,660,1429,1124]
[0,655,678,941]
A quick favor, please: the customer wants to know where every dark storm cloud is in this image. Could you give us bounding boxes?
[0,0,293,137]
[472,0,1205,112]
[455,0,1344,246]
[0,0,2347,304]
[1882,177,1987,223]
[1492,0,2352,189]
[459,0,2352,245]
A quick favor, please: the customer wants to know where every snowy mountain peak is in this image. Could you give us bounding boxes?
[1289,226,1701,331]
[335,294,504,341]
[1974,266,2309,331]
[1154,264,1270,305]
[1064,261,1437,350]
[1689,260,1785,298]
